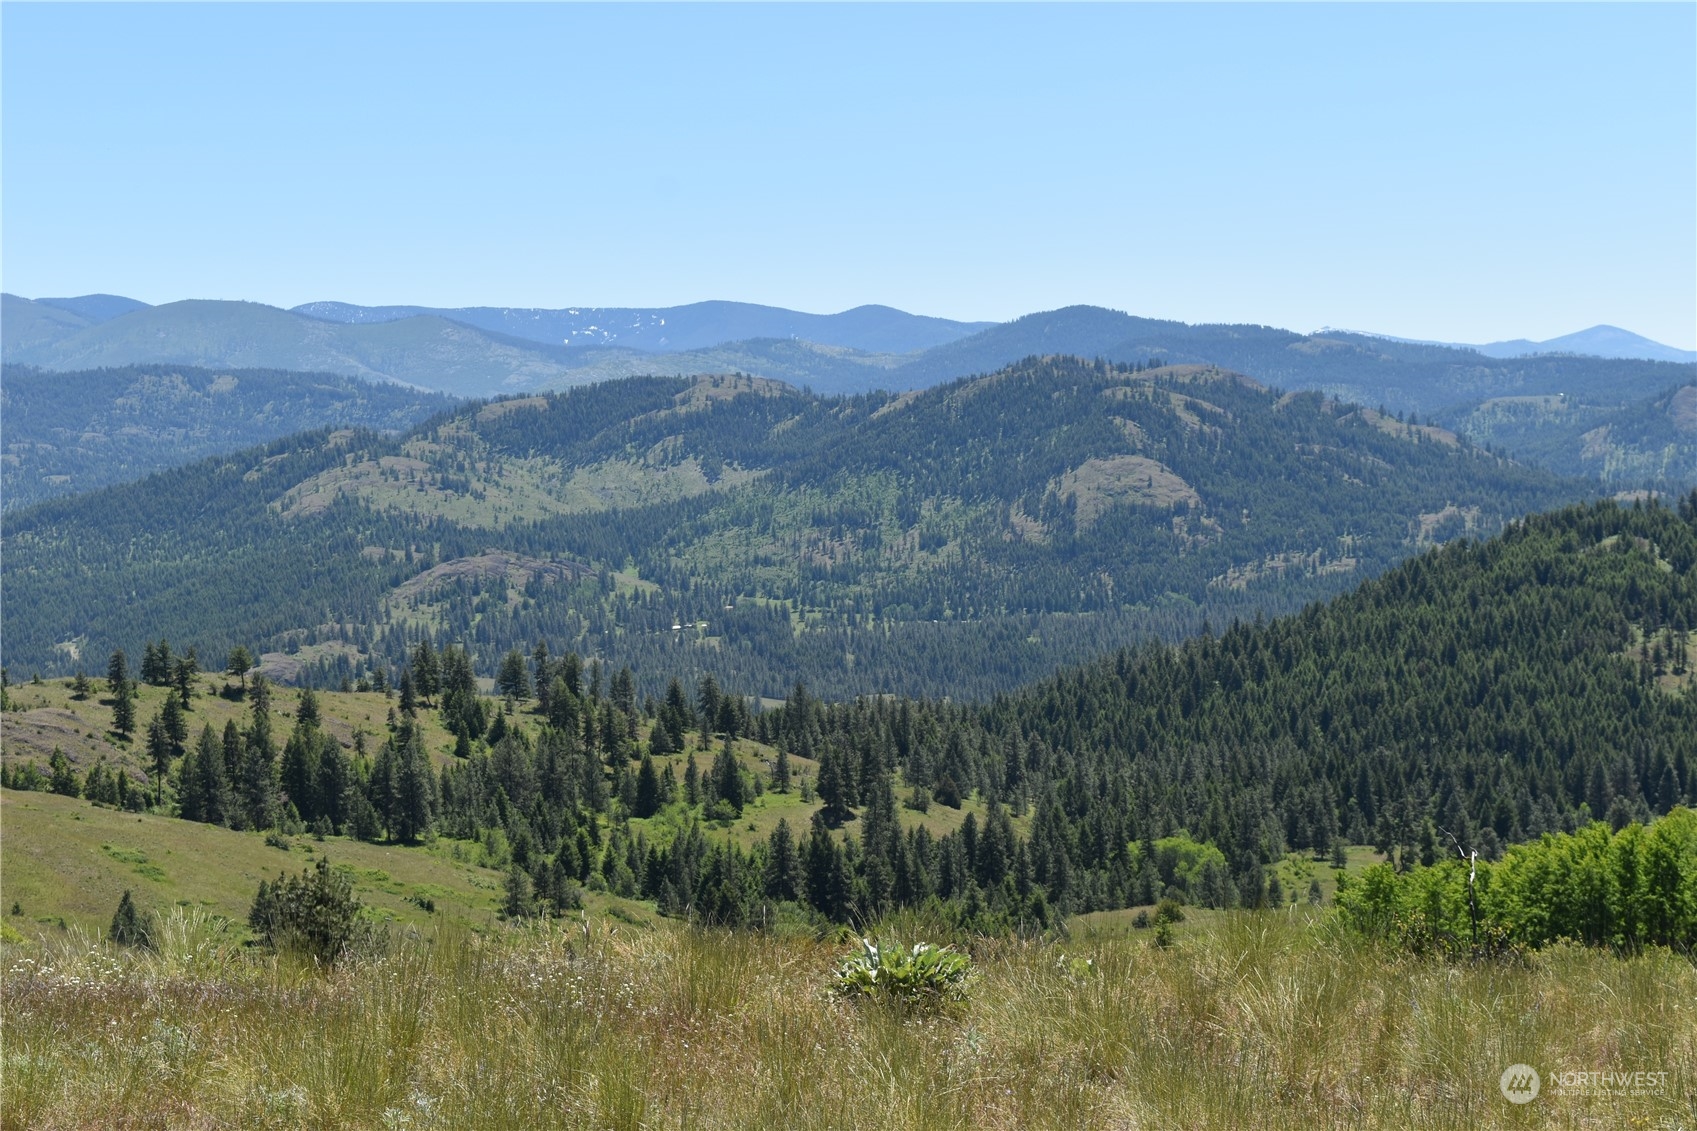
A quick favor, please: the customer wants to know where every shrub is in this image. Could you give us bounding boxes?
[109,890,153,949]
[831,939,973,1008]
[1154,897,1186,925]
[248,858,365,964]
[1335,811,1697,956]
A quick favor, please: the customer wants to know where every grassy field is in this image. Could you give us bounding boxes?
[3,902,1692,1129]
[0,789,511,936]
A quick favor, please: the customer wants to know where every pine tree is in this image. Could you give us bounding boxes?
[146,713,172,806]
[226,646,253,691]
[48,749,81,798]
[772,745,792,793]
[242,680,278,829]
[711,740,746,815]
[497,649,531,700]
[763,817,803,902]
[110,890,152,948]
[635,753,663,818]
[316,736,350,833]
[172,650,198,708]
[393,732,434,843]
[503,864,535,919]
[697,675,722,735]
[141,641,170,686]
[247,857,363,963]
[111,681,136,740]
[412,640,440,705]
[816,745,851,823]
[280,726,321,822]
[196,724,231,825]
[161,691,187,758]
[106,649,129,696]
[177,732,206,822]
[611,666,636,720]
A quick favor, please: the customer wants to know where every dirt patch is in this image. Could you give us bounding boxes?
[1210,550,1358,591]
[871,389,924,420]
[476,396,549,422]
[1348,407,1459,448]
[275,455,433,519]
[1005,505,1049,544]
[391,551,595,606]
[1413,504,1484,546]
[1667,385,1697,434]
[255,641,370,687]
[1053,456,1201,528]
[0,708,130,772]
[1150,364,1264,391]
[1581,425,1614,461]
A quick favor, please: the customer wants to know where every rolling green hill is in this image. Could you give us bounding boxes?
[2,357,1586,699]
[1,363,454,508]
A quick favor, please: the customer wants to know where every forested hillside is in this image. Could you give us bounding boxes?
[1,364,454,508]
[3,357,1583,696]
[1440,382,1697,490]
[7,494,1692,931]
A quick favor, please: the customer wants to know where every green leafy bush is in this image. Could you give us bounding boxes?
[831,939,973,1007]
[1154,897,1186,925]
[1336,808,1697,955]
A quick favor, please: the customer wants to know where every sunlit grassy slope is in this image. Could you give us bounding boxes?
[0,790,508,936]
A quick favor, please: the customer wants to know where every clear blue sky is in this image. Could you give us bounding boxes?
[4,3,1693,347]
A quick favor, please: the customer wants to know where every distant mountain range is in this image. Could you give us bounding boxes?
[6,294,1693,490]
[8,293,1691,402]
[290,299,995,355]
[1342,324,1697,365]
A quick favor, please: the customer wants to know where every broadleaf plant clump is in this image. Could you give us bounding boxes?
[831,938,974,1008]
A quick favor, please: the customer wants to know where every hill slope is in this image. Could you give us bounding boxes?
[2,357,1585,697]
[1441,382,1697,490]
[1,364,454,508]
